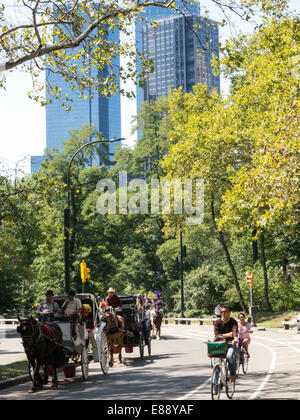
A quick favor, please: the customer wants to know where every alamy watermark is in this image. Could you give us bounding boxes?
[96,172,204,225]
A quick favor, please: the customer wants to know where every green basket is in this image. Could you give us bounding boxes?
[207,341,227,357]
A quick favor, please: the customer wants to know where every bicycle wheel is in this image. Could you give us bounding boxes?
[242,353,249,374]
[211,364,221,400]
[225,363,236,399]
[235,349,241,378]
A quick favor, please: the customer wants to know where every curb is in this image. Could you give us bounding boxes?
[0,374,30,390]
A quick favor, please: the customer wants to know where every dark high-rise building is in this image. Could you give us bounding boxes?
[142,14,220,102]
[135,1,201,112]
[135,1,220,121]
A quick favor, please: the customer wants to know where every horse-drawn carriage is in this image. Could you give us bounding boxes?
[52,293,109,378]
[102,294,152,367]
[116,295,152,360]
[17,293,109,392]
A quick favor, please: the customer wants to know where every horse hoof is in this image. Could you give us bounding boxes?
[28,388,37,394]
[109,362,113,367]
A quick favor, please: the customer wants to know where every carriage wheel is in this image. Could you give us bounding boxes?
[139,332,144,360]
[100,332,109,375]
[81,347,89,381]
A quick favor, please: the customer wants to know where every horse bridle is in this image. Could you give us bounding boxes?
[18,319,40,350]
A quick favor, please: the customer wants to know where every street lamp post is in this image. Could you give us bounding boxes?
[180,230,186,323]
[64,137,124,293]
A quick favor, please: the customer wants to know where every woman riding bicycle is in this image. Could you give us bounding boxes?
[237,313,253,358]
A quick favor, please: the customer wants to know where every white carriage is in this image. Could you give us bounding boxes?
[52,293,109,379]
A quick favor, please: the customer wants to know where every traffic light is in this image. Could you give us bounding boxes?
[80,260,91,283]
[245,271,254,288]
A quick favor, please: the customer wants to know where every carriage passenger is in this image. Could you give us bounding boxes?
[62,290,82,321]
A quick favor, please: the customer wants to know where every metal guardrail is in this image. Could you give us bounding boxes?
[282,320,300,330]
[0,319,19,325]
[163,317,217,326]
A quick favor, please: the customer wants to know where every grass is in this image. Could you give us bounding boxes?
[254,311,300,328]
[0,360,28,381]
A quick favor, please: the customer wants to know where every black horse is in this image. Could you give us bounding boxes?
[17,316,66,392]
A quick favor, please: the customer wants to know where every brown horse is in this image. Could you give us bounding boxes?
[103,311,126,367]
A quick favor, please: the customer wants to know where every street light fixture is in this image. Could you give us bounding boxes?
[64,137,124,292]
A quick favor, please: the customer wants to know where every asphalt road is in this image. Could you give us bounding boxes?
[0,325,26,365]
[0,325,300,400]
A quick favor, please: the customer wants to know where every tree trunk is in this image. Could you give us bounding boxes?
[211,199,248,314]
[260,233,273,312]
[252,228,259,264]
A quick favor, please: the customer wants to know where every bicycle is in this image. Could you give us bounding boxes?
[207,340,236,400]
[235,337,249,376]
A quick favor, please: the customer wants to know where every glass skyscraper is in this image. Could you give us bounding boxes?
[135,1,220,112]
[45,32,121,161]
[142,14,220,102]
[30,28,121,173]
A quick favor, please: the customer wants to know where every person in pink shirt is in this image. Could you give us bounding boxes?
[238,313,253,358]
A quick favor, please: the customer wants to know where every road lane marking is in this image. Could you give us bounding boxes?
[177,378,211,400]
[254,336,300,354]
[168,332,212,400]
[169,331,279,400]
[248,341,276,400]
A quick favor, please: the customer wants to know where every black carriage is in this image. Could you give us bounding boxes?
[115,295,152,359]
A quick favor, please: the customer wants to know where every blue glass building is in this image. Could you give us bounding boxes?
[30,155,46,174]
[32,28,121,173]
[46,49,121,163]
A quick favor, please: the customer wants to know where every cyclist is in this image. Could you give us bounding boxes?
[212,305,238,395]
[237,313,253,358]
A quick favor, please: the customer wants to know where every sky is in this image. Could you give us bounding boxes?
[0,0,298,175]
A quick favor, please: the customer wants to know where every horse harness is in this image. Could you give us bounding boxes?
[106,315,123,335]
[18,319,61,351]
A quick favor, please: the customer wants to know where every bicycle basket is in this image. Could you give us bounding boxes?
[207,341,226,357]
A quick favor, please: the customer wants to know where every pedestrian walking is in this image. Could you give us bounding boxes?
[215,303,222,319]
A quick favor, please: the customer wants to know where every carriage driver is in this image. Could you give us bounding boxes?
[37,290,61,320]
[105,287,122,310]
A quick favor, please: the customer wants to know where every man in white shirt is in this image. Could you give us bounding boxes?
[63,291,82,319]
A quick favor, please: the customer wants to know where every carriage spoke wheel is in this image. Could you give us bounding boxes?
[139,332,144,360]
[100,332,109,375]
[81,347,89,381]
